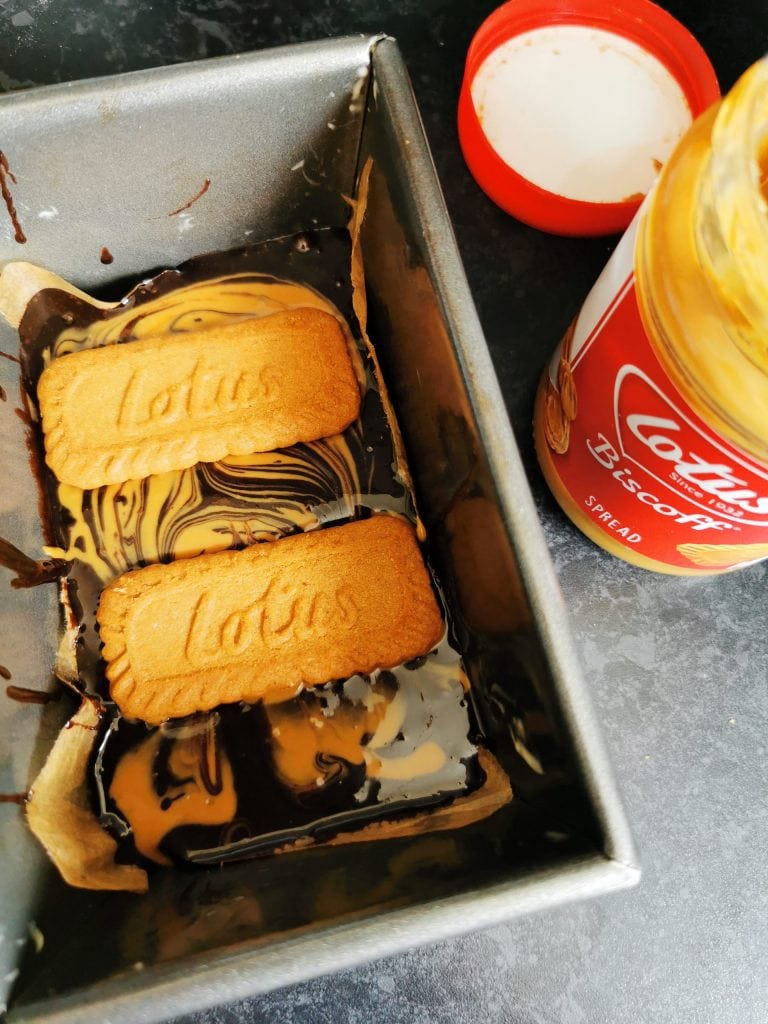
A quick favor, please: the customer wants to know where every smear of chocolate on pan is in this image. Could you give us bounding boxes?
[0,536,69,589]
[0,665,11,680]
[0,151,27,244]
[0,350,20,364]
[0,792,28,805]
[100,247,114,265]
[168,178,211,217]
[6,684,61,705]
[0,384,6,401]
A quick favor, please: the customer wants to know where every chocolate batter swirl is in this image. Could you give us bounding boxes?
[18,230,486,869]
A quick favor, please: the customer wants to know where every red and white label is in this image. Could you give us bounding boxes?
[544,218,768,571]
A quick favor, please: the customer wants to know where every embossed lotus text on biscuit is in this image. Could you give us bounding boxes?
[182,578,360,667]
[116,361,280,431]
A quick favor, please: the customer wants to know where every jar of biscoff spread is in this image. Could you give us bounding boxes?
[535,57,768,575]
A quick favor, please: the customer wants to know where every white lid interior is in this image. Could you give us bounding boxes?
[471,24,693,204]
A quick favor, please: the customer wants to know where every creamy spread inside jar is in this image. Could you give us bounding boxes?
[534,58,768,574]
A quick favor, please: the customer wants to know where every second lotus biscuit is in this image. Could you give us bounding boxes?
[98,515,445,724]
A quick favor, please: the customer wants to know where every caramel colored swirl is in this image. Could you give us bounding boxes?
[53,434,362,584]
[26,233,485,869]
[41,270,396,584]
[109,714,237,865]
[46,273,343,359]
[99,639,477,865]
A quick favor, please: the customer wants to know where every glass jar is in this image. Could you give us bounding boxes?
[534,57,768,574]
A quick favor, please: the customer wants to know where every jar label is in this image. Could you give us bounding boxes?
[540,220,768,571]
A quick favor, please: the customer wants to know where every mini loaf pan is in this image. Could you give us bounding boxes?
[0,35,639,1024]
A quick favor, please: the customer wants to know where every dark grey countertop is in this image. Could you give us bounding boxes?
[2,1,767,1022]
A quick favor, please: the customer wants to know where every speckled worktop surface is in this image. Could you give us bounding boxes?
[2,1,767,1022]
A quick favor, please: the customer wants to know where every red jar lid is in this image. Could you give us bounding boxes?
[457,0,720,236]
